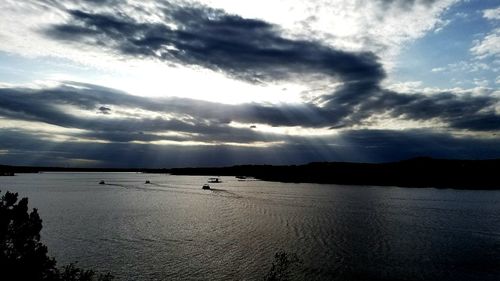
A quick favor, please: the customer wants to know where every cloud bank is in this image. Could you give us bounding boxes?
[0,80,499,166]
[0,0,498,166]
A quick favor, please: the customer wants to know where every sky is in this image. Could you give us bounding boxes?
[0,0,499,168]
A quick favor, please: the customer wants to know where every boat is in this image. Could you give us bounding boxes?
[208,177,221,183]
[202,184,211,190]
[0,172,15,176]
[235,176,246,180]
[99,180,105,185]
[145,180,151,184]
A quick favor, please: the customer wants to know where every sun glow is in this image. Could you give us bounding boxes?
[82,60,308,104]
[229,121,338,136]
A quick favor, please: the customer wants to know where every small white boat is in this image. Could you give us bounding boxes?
[202,184,211,190]
[208,177,221,183]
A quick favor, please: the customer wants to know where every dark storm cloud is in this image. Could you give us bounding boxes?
[335,129,500,161]
[1,128,499,168]
[41,2,500,132]
[450,114,500,131]
[97,106,111,114]
[44,1,385,121]
[46,6,384,84]
[0,83,296,144]
[0,82,339,133]
[1,86,498,168]
[0,82,499,146]
[0,128,310,168]
[348,90,500,130]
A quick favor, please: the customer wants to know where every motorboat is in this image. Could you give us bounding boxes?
[208,177,221,183]
[202,184,211,190]
[145,180,151,184]
[99,180,105,185]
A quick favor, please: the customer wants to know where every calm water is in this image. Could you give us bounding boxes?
[1,173,500,280]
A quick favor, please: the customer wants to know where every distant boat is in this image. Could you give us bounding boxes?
[99,180,105,185]
[0,172,15,176]
[202,184,211,190]
[208,177,221,183]
[145,180,151,184]
[235,176,246,180]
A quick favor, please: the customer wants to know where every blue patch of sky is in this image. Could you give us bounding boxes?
[393,0,498,89]
[0,51,105,85]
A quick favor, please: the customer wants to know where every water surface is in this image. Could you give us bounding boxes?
[1,173,499,280]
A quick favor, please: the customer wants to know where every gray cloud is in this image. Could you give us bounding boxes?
[44,2,386,124]
[39,2,500,132]
[0,82,499,147]
[0,81,498,167]
[1,127,499,168]
[46,6,384,84]
[1,0,499,166]
[351,89,500,130]
[97,106,111,114]
[0,83,292,144]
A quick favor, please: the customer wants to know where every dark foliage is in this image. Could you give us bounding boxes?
[167,158,500,189]
[0,191,113,281]
[59,263,113,281]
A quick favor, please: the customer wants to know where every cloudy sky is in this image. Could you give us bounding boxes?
[0,0,499,167]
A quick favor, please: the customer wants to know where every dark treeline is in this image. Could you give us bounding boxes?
[0,165,169,174]
[166,157,500,189]
[2,157,500,189]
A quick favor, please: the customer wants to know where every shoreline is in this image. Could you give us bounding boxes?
[2,157,500,189]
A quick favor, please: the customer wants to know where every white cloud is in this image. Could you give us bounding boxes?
[385,81,423,93]
[431,67,446,72]
[473,78,489,87]
[470,7,500,60]
[386,81,499,97]
[454,12,468,19]
[483,6,500,20]
[434,18,452,33]
[447,60,491,72]
[471,28,500,59]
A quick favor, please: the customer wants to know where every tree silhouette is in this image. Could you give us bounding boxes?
[0,191,113,281]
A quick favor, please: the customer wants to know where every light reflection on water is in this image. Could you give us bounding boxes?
[1,173,500,280]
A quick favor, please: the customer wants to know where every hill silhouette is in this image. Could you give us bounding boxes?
[166,157,500,189]
[1,157,499,189]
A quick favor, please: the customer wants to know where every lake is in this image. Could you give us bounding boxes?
[1,173,499,280]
